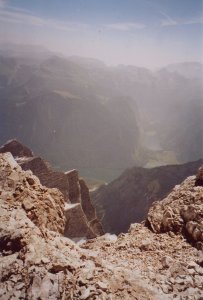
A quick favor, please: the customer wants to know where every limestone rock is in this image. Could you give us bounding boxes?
[0,139,33,157]
[195,166,203,186]
[147,168,203,247]
[18,156,70,202]
[0,152,164,299]
[79,178,104,236]
[92,159,203,234]
[1,153,203,299]
[79,178,96,220]
[0,152,65,235]
[0,139,104,239]
[65,169,81,203]
[64,203,95,239]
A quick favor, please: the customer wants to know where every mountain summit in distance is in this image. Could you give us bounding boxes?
[0,44,202,181]
[0,0,202,298]
[162,62,203,79]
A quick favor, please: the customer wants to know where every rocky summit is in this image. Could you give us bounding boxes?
[0,139,103,239]
[0,152,203,299]
[147,172,203,248]
[92,160,203,234]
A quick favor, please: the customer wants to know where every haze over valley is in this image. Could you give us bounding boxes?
[1,0,202,181]
[0,44,202,181]
[1,1,203,299]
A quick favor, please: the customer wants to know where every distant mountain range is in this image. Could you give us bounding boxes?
[91,159,203,234]
[161,62,203,79]
[0,44,202,180]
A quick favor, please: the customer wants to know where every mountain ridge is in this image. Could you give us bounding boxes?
[92,159,203,234]
[0,46,202,180]
[0,139,104,239]
[0,151,202,299]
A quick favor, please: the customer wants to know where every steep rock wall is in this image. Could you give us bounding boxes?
[0,139,104,238]
[0,152,202,299]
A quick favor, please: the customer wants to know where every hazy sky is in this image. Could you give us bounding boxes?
[0,0,202,68]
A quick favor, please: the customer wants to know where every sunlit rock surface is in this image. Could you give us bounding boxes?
[147,171,203,249]
[0,139,103,239]
[92,159,203,234]
[0,152,203,299]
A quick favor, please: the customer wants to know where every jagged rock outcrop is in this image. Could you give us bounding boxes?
[0,153,203,299]
[0,152,166,299]
[195,166,203,186]
[79,178,104,236]
[0,139,103,239]
[0,152,65,235]
[65,169,81,203]
[64,203,96,238]
[0,139,33,158]
[147,169,203,249]
[17,156,70,202]
[92,160,203,234]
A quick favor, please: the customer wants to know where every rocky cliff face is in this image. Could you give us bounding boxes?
[0,139,33,158]
[0,53,141,181]
[0,152,65,235]
[92,160,203,234]
[0,139,103,239]
[147,166,203,248]
[0,152,203,299]
[1,52,202,178]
